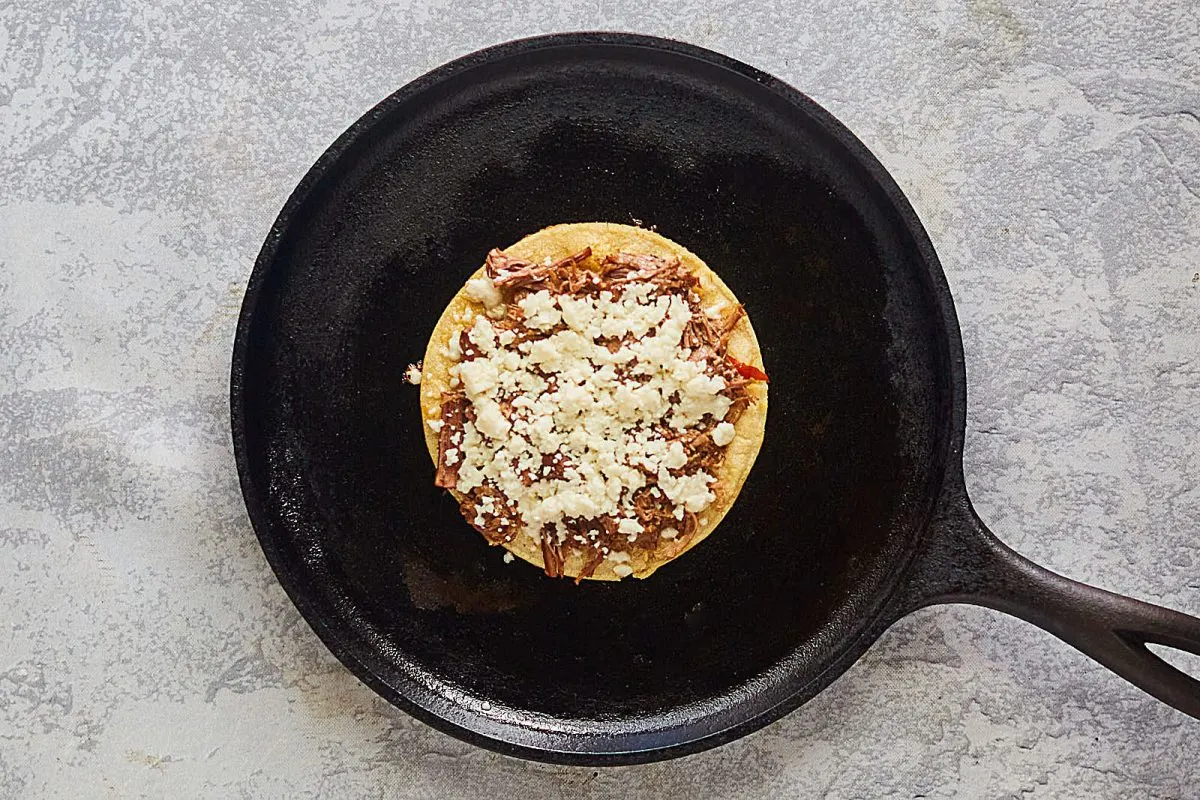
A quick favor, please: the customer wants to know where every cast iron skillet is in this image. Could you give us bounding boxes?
[231,33,1200,764]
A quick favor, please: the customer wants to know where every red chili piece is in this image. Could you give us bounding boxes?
[727,355,769,382]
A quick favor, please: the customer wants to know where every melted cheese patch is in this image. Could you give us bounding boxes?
[449,282,733,537]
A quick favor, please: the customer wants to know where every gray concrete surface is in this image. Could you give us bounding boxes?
[2,1,1198,797]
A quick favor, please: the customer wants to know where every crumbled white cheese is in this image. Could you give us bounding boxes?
[427,419,444,433]
[502,551,514,564]
[612,564,634,578]
[457,358,499,397]
[619,515,648,534]
[404,362,422,384]
[657,468,716,513]
[474,399,511,439]
[467,316,497,354]
[518,290,562,330]
[660,527,679,540]
[663,441,688,470]
[464,275,503,310]
[712,421,736,447]
[447,275,734,540]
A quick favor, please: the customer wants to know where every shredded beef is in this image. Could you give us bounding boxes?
[460,485,514,545]
[458,329,481,360]
[598,252,696,293]
[683,432,722,472]
[434,393,466,489]
[485,247,592,294]
[712,304,746,347]
[540,530,565,578]
[576,548,607,583]
[631,487,680,535]
[725,396,751,423]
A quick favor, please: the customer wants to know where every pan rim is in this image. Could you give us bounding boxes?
[230,31,969,765]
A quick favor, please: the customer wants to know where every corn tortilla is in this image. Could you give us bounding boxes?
[419,222,767,580]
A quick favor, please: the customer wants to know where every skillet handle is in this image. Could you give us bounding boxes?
[898,490,1200,719]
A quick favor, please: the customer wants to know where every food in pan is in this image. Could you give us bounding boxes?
[419,223,768,580]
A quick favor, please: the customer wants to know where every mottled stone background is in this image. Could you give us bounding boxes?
[2,0,1198,797]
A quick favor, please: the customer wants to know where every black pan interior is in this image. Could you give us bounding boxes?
[234,35,955,755]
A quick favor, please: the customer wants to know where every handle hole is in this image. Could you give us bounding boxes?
[1146,643,1200,681]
